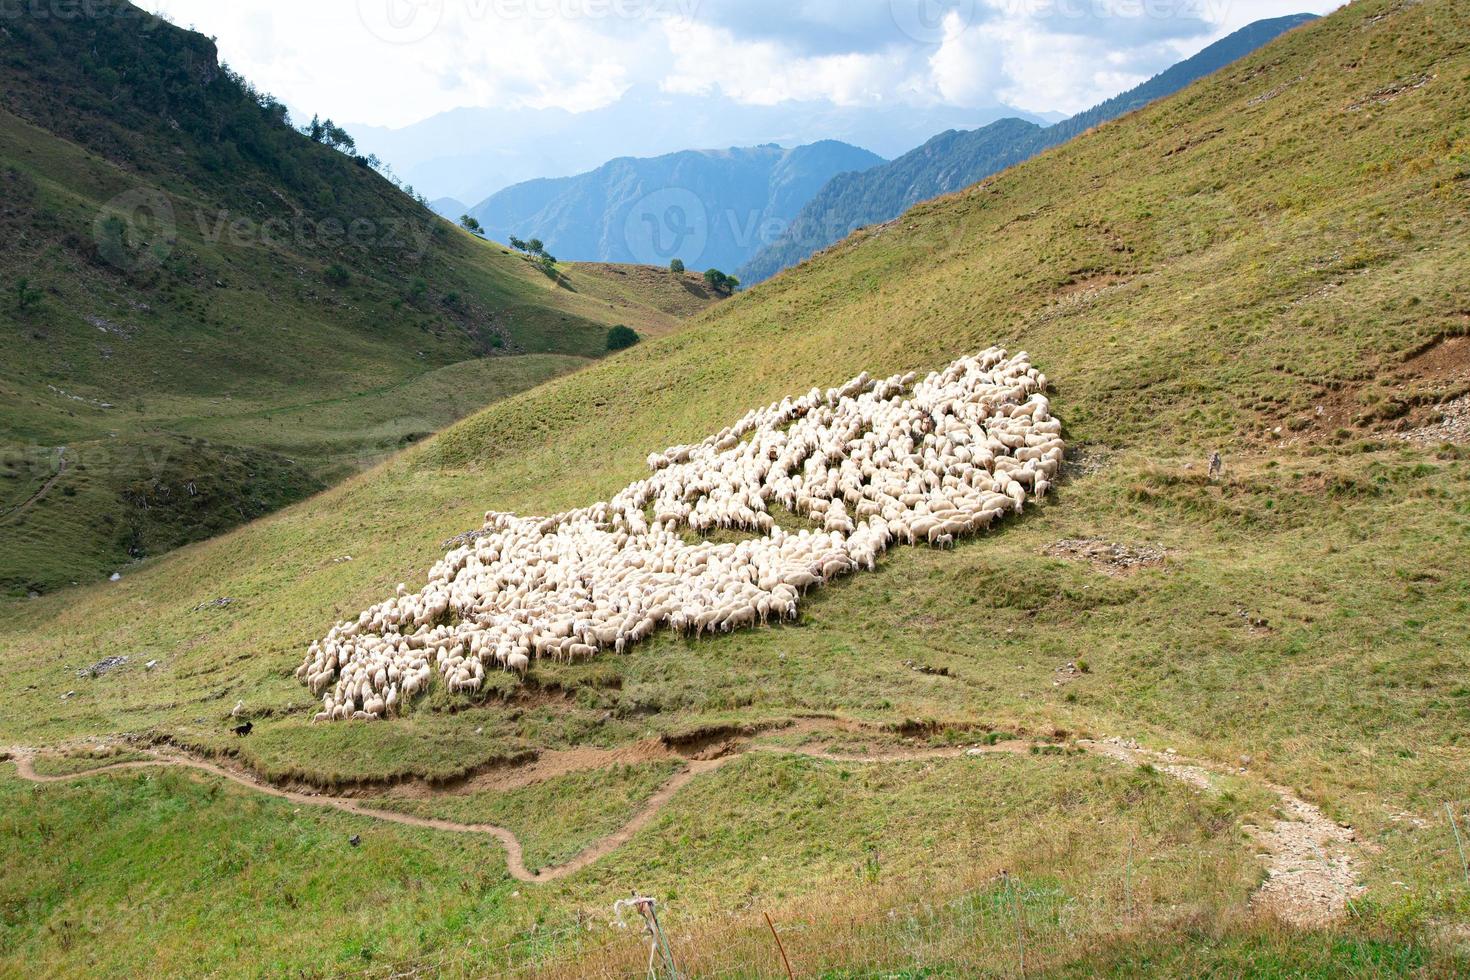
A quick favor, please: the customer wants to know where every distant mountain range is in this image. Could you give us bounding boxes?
[467,141,886,273]
[349,88,1045,205]
[736,13,1320,285]
[431,197,469,221]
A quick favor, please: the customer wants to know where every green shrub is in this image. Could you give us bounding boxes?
[606,325,639,351]
[703,268,739,295]
[13,277,43,312]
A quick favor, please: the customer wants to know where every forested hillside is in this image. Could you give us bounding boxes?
[0,0,711,594]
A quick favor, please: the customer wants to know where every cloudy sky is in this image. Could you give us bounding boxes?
[147,0,1340,131]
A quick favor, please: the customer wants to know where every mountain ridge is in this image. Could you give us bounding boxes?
[468,139,886,272]
[736,12,1320,284]
[349,87,1049,203]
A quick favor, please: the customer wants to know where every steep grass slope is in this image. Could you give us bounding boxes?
[737,13,1319,285]
[1,0,1468,974]
[0,2,713,595]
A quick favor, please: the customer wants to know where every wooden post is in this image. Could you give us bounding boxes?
[764,911,795,980]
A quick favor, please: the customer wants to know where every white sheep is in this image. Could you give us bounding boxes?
[299,348,1062,721]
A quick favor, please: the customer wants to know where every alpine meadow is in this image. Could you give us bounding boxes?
[1,1,1468,977]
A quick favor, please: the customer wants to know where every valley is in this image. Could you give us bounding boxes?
[1,0,1467,976]
[0,15,717,594]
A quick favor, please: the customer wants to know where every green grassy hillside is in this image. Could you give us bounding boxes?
[1,0,1469,975]
[0,3,714,595]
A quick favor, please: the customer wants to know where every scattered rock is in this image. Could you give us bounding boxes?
[85,315,134,339]
[901,659,950,677]
[109,572,122,582]
[1052,661,1088,685]
[1398,393,1470,446]
[194,597,234,611]
[1059,446,1110,481]
[1234,606,1273,635]
[145,660,159,671]
[1045,538,1167,575]
[443,528,487,549]
[77,656,127,678]
[1346,72,1434,111]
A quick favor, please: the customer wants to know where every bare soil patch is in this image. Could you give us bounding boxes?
[1045,538,1168,576]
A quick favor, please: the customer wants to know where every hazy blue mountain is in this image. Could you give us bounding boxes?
[349,87,1037,203]
[468,141,885,273]
[430,197,468,221]
[737,13,1319,285]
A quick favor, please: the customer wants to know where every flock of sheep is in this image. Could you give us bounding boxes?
[297,348,1063,721]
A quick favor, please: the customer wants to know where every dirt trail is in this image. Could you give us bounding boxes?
[1,447,66,524]
[1083,738,1363,927]
[6,727,1360,917]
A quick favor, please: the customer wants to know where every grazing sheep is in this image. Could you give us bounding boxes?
[298,348,1062,719]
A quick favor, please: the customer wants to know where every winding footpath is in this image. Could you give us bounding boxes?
[6,725,1361,921]
[0,447,66,525]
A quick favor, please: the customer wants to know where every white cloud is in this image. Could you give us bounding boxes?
[148,0,655,126]
[927,12,1006,107]
[144,0,1344,129]
[661,21,920,106]
[989,19,1154,115]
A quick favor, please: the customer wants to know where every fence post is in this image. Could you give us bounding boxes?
[1449,803,1469,887]
[1124,834,1134,916]
[613,893,681,980]
[1004,872,1026,979]
[765,911,796,979]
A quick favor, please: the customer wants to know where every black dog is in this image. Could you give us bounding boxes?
[232,721,253,736]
